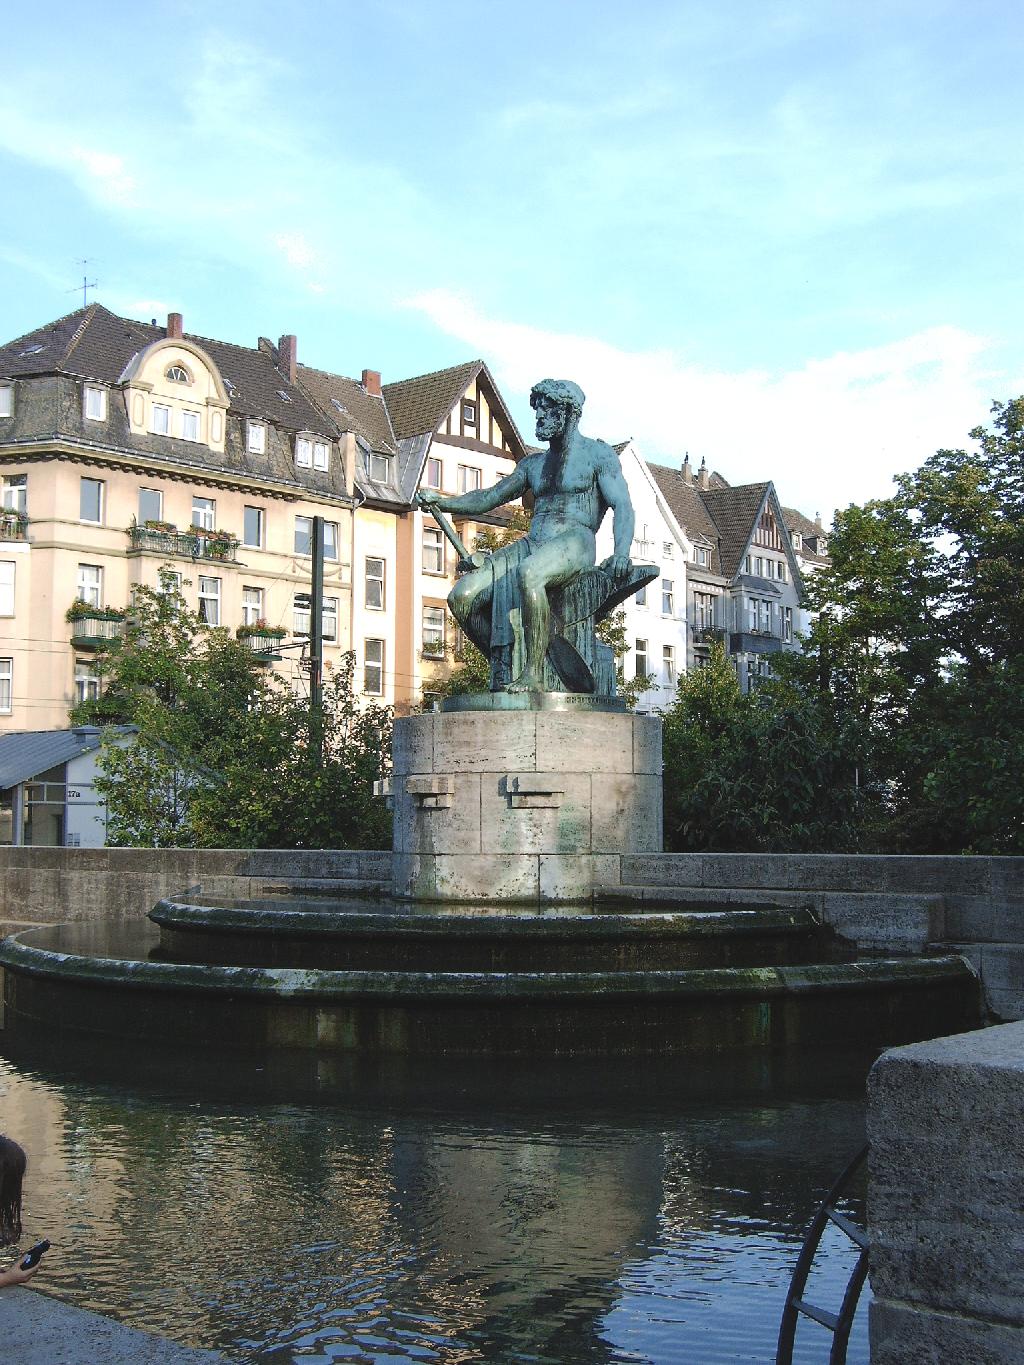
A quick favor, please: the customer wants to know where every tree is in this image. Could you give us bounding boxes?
[74,575,392,849]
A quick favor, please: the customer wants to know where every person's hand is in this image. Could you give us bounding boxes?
[601,554,632,581]
[0,1262,39,1287]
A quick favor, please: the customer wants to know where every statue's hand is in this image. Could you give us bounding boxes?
[417,489,444,508]
[601,554,632,582]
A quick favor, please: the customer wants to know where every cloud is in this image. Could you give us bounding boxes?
[71,146,137,204]
[273,232,318,271]
[406,289,1005,519]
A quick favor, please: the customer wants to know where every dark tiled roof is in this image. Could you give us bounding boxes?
[646,463,726,574]
[299,365,397,455]
[782,505,830,564]
[700,483,772,579]
[383,361,481,440]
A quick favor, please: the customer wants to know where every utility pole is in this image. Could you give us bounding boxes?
[309,515,325,764]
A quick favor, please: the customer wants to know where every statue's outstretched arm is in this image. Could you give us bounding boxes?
[419,459,531,517]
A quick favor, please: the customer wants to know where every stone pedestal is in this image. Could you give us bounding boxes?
[391,709,663,902]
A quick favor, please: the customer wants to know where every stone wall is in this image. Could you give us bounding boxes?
[868,1022,1024,1363]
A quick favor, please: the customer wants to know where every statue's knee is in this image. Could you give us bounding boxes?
[448,582,472,622]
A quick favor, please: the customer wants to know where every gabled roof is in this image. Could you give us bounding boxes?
[646,463,725,574]
[0,727,111,789]
[782,505,831,564]
[700,482,773,579]
[298,365,397,456]
[383,359,529,458]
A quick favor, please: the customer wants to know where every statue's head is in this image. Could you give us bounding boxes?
[530,378,585,442]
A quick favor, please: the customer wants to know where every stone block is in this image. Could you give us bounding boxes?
[434,711,536,771]
[818,892,942,952]
[868,1023,1024,1326]
[431,854,539,902]
[870,1299,1024,1365]
[988,898,1024,942]
[539,854,620,901]
[632,715,663,775]
[396,774,482,856]
[944,893,992,940]
[986,987,1024,1023]
[394,714,435,774]
[989,858,1024,899]
[481,773,591,854]
[591,773,661,855]
[535,711,631,772]
[392,854,436,900]
[619,854,704,888]
[979,943,1024,992]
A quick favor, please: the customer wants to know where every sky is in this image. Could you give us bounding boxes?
[2,0,1022,521]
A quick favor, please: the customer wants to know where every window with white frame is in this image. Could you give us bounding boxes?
[457,465,482,494]
[295,516,311,556]
[792,532,802,551]
[192,496,216,532]
[422,526,444,574]
[362,449,392,482]
[74,660,99,704]
[0,561,14,615]
[77,563,102,607]
[198,576,221,625]
[323,520,338,560]
[364,639,384,695]
[0,657,11,713]
[165,364,191,384]
[322,596,338,643]
[663,645,676,685]
[663,542,673,558]
[80,477,104,524]
[422,605,445,657]
[247,422,267,454]
[635,582,647,607]
[462,399,477,428]
[151,403,171,435]
[693,545,711,567]
[83,385,107,421]
[293,592,311,637]
[778,561,788,583]
[313,439,329,471]
[296,436,313,468]
[2,475,26,514]
[423,457,442,490]
[749,597,772,634]
[0,385,12,418]
[783,606,793,641]
[635,639,649,678]
[693,591,715,630]
[242,586,264,626]
[243,505,264,548]
[181,410,201,442]
[365,557,385,610]
[138,487,163,524]
[661,579,674,615]
[157,568,183,595]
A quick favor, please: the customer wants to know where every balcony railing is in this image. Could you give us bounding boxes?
[237,628,286,663]
[0,512,28,542]
[70,613,126,651]
[127,525,239,563]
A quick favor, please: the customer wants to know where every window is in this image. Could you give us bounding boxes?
[792,532,802,551]
[663,645,676,685]
[749,598,772,634]
[151,404,171,435]
[158,570,183,594]
[364,639,384,695]
[693,546,711,567]
[243,506,264,548]
[181,410,200,442]
[165,364,190,383]
[0,562,13,615]
[635,639,648,679]
[322,596,338,643]
[661,579,674,615]
[74,661,99,704]
[458,465,482,494]
[276,390,292,403]
[323,521,338,560]
[80,477,104,523]
[242,586,264,627]
[296,436,313,468]
[247,422,267,454]
[2,475,26,514]
[783,606,793,642]
[693,592,715,629]
[138,488,163,524]
[423,457,442,490]
[362,449,392,482]
[77,563,102,608]
[313,440,329,471]
[462,399,477,427]
[192,496,216,532]
[635,583,647,607]
[754,556,764,576]
[663,542,673,558]
[83,385,106,421]
[198,576,221,625]
[293,592,311,637]
[744,555,751,574]
[0,658,11,713]
[0,385,12,418]
[423,606,445,657]
[365,557,385,610]
[295,516,311,556]
[422,526,444,574]
[778,561,787,583]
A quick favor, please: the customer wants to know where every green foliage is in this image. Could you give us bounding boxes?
[595,609,655,709]
[76,575,391,849]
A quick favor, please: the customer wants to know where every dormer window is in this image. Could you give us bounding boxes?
[462,400,477,427]
[362,449,392,482]
[792,532,802,551]
[165,364,191,384]
[181,410,201,442]
[330,398,348,415]
[151,403,171,435]
[276,390,292,404]
[247,422,267,454]
[693,546,710,567]
[296,436,312,468]
[313,439,329,471]
[0,384,13,418]
[83,384,107,421]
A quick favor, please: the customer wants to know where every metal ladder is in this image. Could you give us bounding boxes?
[776,1144,869,1365]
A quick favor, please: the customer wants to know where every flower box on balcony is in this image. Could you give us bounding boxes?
[127,525,239,563]
[67,603,127,650]
[237,622,287,661]
[0,512,29,542]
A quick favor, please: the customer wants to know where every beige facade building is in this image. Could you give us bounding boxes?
[0,306,529,733]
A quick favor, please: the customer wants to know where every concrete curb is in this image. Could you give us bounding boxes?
[0,1287,231,1363]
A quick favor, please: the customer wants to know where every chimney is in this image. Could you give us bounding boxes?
[362,368,382,397]
[698,456,710,490]
[681,453,692,483]
[279,334,297,385]
[167,312,183,339]
[814,511,823,530]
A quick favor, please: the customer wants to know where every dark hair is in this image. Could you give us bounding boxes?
[529,378,585,419]
[0,1136,26,1246]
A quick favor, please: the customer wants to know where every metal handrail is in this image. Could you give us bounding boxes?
[776,1144,869,1365]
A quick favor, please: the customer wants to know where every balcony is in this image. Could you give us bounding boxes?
[68,608,126,652]
[127,523,240,563]
[692,624,726,645]
[0,511,28,542]
[236,625,286,663]
[729,626,786,656]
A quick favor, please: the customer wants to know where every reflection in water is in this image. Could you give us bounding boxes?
[0,1042,869,1363]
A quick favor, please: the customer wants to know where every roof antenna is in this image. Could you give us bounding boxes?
[67,259,98,307]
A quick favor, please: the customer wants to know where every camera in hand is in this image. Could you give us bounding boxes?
[19,1239,49,1270]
